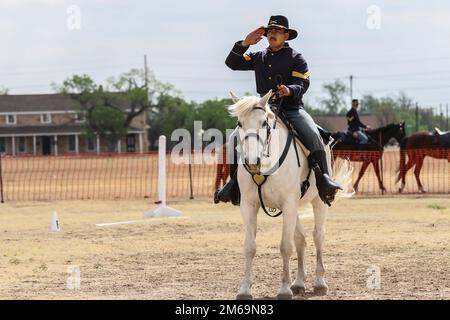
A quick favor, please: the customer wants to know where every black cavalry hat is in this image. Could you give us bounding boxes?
[263,15,298,40]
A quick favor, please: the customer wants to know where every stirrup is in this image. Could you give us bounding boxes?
[317,174,342,206]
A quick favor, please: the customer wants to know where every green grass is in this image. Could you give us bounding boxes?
[427,203,447,211]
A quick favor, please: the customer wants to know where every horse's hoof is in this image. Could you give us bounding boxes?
[276,293,293,300]
[290,285,306,295]
[313,286,328,295]
[236,293,253,300]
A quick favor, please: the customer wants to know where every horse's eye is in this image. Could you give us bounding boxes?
[237,121,242,128]
[262,120,268,127]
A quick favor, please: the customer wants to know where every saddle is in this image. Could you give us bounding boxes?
[276,110,331,146]
[433,127,450,148]
[334,131,356,145]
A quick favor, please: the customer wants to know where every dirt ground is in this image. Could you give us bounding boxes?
[0,197,449,300]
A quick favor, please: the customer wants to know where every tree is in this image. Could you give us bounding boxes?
[195,98,236,134]
[54,69,176,151]
[320,80,348,114]
[0,87,9,95]
[362,94,400,125]
[148,94,195,149]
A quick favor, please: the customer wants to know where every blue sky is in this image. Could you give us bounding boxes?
[1,0,450,112]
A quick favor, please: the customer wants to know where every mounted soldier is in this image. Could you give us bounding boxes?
[347,99,370,146]
[215,15,341,207]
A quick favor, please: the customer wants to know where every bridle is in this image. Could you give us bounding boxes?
[239,106,272,168]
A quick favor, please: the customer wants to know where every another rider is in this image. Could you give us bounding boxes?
[346,99,369,145]
[215,15,342,207]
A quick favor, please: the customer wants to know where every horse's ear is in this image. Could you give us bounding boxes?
[259,90,272,108]
[229,91,241,103]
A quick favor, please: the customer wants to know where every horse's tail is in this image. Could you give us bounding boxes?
[332,157,355,200]
[325,143,354,200]
[396,137,409,183]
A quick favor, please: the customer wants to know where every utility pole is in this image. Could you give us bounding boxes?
[144,54,148,92]
[439,103,443,129]
[349,75,354,106]
[415,102,419,132]
[446,103,449,131]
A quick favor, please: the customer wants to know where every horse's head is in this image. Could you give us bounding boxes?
[370,121,406,146]
[228,91,275,174]
[398,121,406,142]
[391,121,406,144]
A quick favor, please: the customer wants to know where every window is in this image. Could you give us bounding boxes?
[87,137,96,151]
[18,137,26,153]
[68,135,76,152]
[6,114,16,124]
[41,113,52,124]
[0,137,5,153]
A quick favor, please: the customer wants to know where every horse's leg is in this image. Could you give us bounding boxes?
[399,156,415,193]
[215,163,223,190]
[236,199,259,300]
[372,159,385,191]
[277,199,298,300]
[414,156,426,193]
[291,217,307,295]
[353,159,370,192]
[311,196,328,295]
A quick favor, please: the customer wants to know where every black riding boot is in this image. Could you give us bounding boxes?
[282,109,342,206]
[214,133,241,205]
[214,162,240,205]
[308,150,342,206]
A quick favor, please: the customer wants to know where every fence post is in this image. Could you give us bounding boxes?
[379,132,384,196]
[0,153,4,203]
[188,150,194,199]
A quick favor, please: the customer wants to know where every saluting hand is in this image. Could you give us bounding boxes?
[277,85,291,97]
[241,27,265,47]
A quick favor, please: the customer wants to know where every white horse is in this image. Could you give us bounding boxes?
[229,91,354,300]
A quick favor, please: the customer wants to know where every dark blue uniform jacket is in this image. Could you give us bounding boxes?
[346,108,367,132]
[225,41,310,110]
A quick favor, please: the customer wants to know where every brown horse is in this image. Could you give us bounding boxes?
[332,122,406,192]
[214,143,230,191]
[397,130,450,193]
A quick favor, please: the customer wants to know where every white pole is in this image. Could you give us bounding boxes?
[33,136,37,156]
[12,136,16,156]
[144,135,182,218]
[96,135,100,154]
[159,135,167,206]
[139,133,143,154]
[54,135,58,156]
[75,135,79,155]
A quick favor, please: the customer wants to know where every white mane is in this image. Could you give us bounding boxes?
[228,96,261,118]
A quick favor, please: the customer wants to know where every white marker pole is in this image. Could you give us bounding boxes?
[144,136,182,218]
[51,211,60,232]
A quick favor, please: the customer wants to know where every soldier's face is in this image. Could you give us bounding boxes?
[352,101,359,109]
[267,27,289,48]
